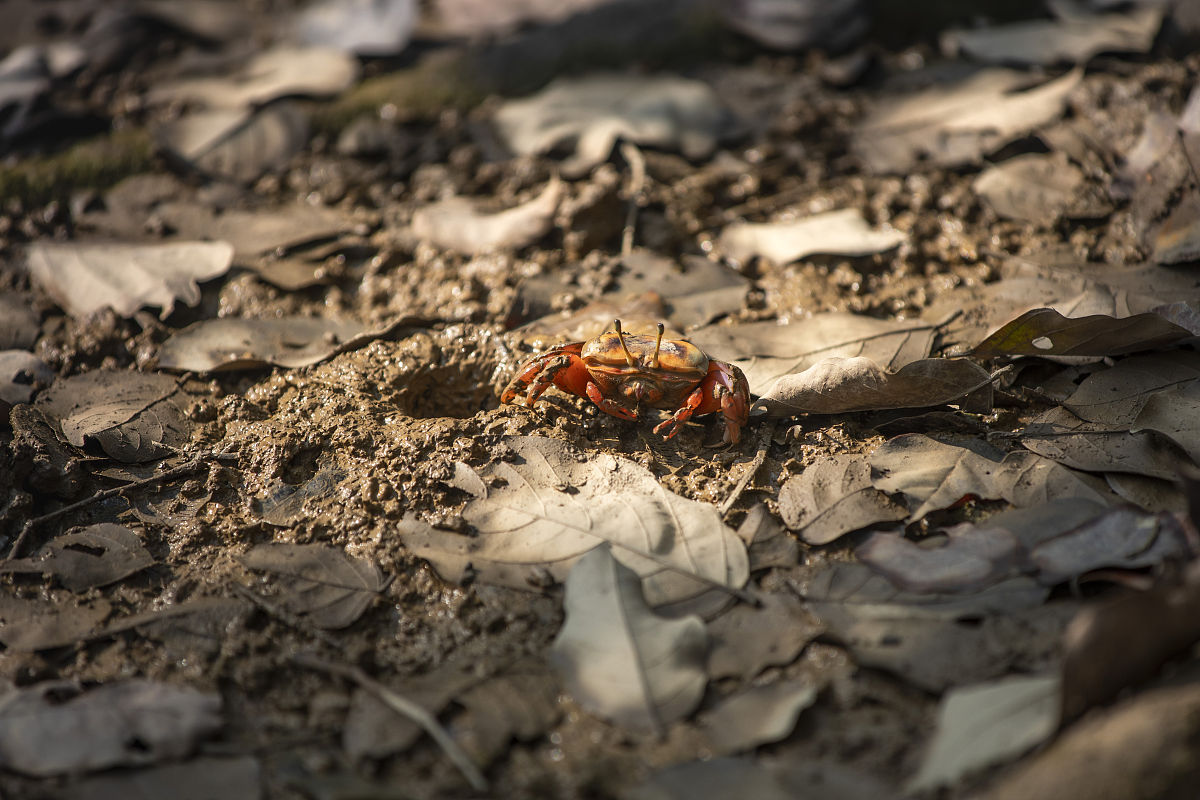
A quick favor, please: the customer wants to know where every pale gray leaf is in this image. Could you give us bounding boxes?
[973,153,1084,222]
[412,178,562,255]
[778,453,907,545]
[706,592,822,680]
[158,316,366,372]
[295,0,416,56]
[856,526,1021,594]
[942,6,1161,65]
[159,103,310,184]
[150,46,358,108]
[718,208,905,266]
[700,681,817,755]
[1063,352,1200,425]
[0,350,53,407]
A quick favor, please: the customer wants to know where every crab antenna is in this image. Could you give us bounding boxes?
[613,319,636,366]
[649,322,665,368]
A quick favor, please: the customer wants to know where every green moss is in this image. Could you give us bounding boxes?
[0,129,155,206]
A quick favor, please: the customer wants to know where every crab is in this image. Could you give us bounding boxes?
[501,320,751,444]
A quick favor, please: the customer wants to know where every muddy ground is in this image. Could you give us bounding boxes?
[2,1,1200,799]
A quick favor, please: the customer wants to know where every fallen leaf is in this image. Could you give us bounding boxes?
[972,307,1197,358]
[755,356,992,417]
[205,204,352,261]
[778,453,907,545]
[687,314,937,396]
[494,74,733,176]
[735,502,799,571]
[150,46,358,108]
[628,757,794,800]
[397,436,748,609]
[606,250,750,330]
[37,370,190,462]
[907,674,1061,792]
[1104,472,1186,513]
[0,292,39,349]
[258,467,347,527]
[1112,110,1178,201]
[869,433,1116,520]
[720,0,868,51]
[1130,380,1200,462]
[700,681,817,755]
[1062,351,1200,425]
[61,757,261,800]
[450,662,561,766]
[550,546,707,735]
[112,597,251,660]
[435,0,618,39]
[158,103,310,184]
[135,1,252,41]
[972,153,1084,223]
[0,523,153,592]
[25,240,233,319]
[941,6,1161,65]
[1021,405,1192,481]
[1153,193,1200,264]
[856,527,1021,594]
[412,178,563,255]
[0,596,112,651]
[854,67,1082,174]
[157,316,366,371]
[1029,508,1188,585]
[706,592,822,680]
[717,208,905,266]
[239,543,384,629]
[0,350,53,408]
[0,680,222,777]
[295,0,416,56]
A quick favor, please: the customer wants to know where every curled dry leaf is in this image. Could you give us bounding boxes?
[150,46,358,108]
[755,356,992,417]
[549,546,708,735]
[778,453,907,545]
[972,307,1197,359]
[854,67,1083,174]
[718,207,905,266]
[239,543,384,629]
[157,316,366,372]
[0,680,222,777]
[494,74,732,176]
[37,370,190,462]
[907,674,1061,792]
[411,178,563,255]
[1028,508,1188,585]
[397,436,748,609]
[0,523,153,592]
[687,314,937,396]
[25,240,233,319]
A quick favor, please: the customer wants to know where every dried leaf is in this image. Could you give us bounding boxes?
[1021,406,1192,482]
[606,250,750,330]
[550,546,707,735]
[736,503,799,571]
[972,153,1084,223]
[412,178,563,255]
[1029,508,1187,585]
[0,350,53,408]
[157,316,366,372]
[0,680,222,777]
[908,674,1061,792]
[755,356,991,417]
[398,436,748,609]
[778,453,907,545]
[0,292,39,349]
[1063,352,1200,425]
[687,314,937,396]
[150,46,358,108]
[706,592,822,680]
[494,74,732,176]
[295,0,416,56]
[450,663,561,766]
[942,6,1161,65]
[856,527,1021,594]
[206,204,352,261]
[25,240,233,319]
[239,543,384,629]
[258,467,347,527]
[1153,193,1200,264]
[1130,380,1200,462]
[629,757,794,800]
[0,523,153,592]
[870,433,1116,520]
[700,681,817,755]
[62,757,261,800]
[158,103,310,183]
[718,208,905,266]
[37,371,190,462]
[0,596,112,651]
[973,307,1196,358]
[854,68,1082,174]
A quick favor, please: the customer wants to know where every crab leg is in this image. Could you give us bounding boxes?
[585,382,639,420]
[500,343,590,406]
[652,385,705,439]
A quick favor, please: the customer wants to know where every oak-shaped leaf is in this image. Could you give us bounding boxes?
[550,546,707,735]
[37,371,190,462]
[397,436,748,610]
[412,178,562,255]
[687,313,936,396]
[778,453,907,545]
[158,316,366,372]
[755,356,991,417]
[972,307,1197,359]
[239,543,384,629]
[0,679,221,777]
[25,240,233,320]
[908,674,1061,792]
[0,523,153,592]
[699,681,817,756]
[718,208,905,267]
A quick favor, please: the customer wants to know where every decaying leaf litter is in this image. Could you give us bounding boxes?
[2,0,1200,797]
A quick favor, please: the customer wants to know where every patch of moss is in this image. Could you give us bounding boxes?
[0,129,155,206]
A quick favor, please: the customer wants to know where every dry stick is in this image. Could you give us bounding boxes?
[620,141,647,256]
[7,451,229,559]
[718,421,775,518]
[293,652,488,792]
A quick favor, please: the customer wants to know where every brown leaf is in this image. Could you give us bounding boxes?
[0,523,153,592]
[157,316,366,372]
[778,453,907,545]
[972,153,1084,223]
[699,681,817,756]
[0,596,112,652]
[239,543,384,629]
[61,757,261,800]
[450,662,561,766]
[856,527,1021,594]
[942,6,1161,66]
[972,307,1196,358]
[0,350,53,408]
[149,46,358,108]
[158,103,310,184]
[1063,351,1200,425]
[412,178,562,255]
[1020,406,1193,482]
[706,592,822,680]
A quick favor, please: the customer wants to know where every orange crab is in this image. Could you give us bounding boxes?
[501,320,751,444]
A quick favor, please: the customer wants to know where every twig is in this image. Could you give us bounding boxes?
[718,422,775,517]
[293,652,488,792]
[231,584,343,650]
[620,141,647,256]
[7,451,233,559]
